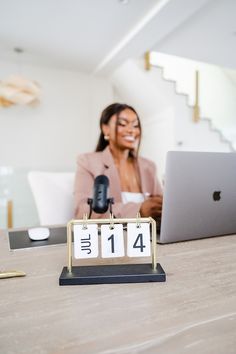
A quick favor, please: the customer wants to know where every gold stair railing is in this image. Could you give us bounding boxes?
[193,70,200,123]
[7,200,13,228]
[144,51,151,71]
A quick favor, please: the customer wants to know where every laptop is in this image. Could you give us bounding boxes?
[159,151,236,243]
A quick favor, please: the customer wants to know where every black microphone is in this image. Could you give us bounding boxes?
[92,175,109,213]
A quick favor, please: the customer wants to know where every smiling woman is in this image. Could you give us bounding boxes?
[74,103,163,220]
[97,104,142,193]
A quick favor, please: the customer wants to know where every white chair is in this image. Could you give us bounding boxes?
[28,171,75,225]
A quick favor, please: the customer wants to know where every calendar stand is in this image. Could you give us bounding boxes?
[59,216,166,285]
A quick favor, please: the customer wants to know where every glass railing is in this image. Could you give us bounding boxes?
[0,166,39,229]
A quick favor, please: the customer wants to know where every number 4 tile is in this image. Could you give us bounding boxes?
[127,223,151,257]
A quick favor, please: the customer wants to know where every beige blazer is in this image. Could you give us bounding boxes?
[74,146,162,219]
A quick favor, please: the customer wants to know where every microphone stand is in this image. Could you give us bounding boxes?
[87,197,114,219]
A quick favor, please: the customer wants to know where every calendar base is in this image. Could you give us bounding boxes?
[59,263,166,285]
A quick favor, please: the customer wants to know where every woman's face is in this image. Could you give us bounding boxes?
[103,108,141,151]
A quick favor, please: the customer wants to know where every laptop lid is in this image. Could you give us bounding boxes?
[159,151,236,243]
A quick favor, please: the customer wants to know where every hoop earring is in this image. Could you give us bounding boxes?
[104,135,109,141]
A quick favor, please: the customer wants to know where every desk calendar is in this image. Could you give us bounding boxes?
[59,214,166,285]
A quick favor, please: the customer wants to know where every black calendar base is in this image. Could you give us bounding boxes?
[59,263,166,285]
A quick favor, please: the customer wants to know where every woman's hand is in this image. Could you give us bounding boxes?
[140,195,163,219]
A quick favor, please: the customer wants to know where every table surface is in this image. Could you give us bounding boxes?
[0,229,236,354]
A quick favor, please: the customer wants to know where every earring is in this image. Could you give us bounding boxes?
[104,135,109,141]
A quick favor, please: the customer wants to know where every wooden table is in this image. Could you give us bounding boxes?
[0,229,235,354]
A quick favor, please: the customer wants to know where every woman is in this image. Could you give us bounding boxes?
[74,103,163,219]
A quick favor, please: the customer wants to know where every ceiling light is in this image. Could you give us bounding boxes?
[0,48,41,108]
[119,0,129,5]
[0,75,40,106]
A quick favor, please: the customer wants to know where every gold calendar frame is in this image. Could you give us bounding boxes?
[59,214,166,285]
[67,216,157,272]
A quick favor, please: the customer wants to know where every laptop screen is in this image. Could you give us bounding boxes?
[159,151,236,243]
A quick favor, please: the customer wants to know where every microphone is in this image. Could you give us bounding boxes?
[92,175,109,213]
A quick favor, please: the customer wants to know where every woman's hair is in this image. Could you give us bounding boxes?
[95,103,142,156]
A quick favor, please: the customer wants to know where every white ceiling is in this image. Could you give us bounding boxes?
[0,0,235,75]
[153,0,236,71]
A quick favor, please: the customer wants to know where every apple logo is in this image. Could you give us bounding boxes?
[213,191,221,201]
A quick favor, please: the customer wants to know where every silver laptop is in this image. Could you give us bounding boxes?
[159,151,236,243]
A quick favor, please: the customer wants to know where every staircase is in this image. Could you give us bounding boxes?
[110,59,235,176]
[152,65,235,152]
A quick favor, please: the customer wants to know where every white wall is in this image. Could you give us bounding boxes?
[0,60,114,169]
[0,60,114,227]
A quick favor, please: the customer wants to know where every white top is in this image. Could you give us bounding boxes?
[121,192,145,204]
